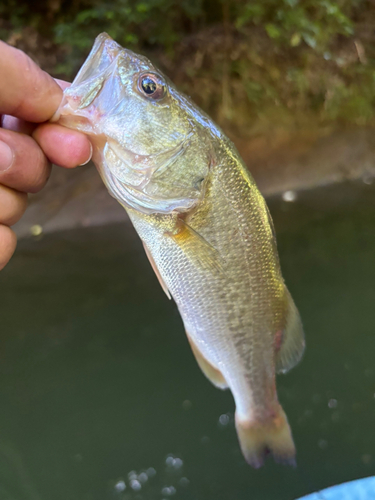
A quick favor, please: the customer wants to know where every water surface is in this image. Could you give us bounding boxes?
[1,181,375,499]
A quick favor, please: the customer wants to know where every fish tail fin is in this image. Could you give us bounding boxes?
[235,406,296,468]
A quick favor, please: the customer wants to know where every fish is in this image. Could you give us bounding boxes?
[54,33,305,468]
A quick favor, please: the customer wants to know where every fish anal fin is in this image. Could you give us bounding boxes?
[235,406,296,468]
[168,220,224,274]
[275,289,305,374]
[142,242,171,299]
[186,332,228,390]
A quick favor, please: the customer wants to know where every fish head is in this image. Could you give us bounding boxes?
[55,33,215,214]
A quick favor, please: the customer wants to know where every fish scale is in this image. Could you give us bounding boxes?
[55,32,305,468]
[129,142,284,415]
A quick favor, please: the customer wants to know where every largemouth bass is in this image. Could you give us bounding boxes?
[55,33,305,468]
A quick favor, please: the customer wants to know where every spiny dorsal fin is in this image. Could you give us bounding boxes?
[276,289,305,374]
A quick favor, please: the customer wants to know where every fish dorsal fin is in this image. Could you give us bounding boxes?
[169,219,225,275]
[275,289,305,374]
[142,242,171,300]
[186,331,228,390]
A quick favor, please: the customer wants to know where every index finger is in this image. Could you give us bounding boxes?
[0,41,63,123]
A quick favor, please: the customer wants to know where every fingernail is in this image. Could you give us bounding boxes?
[0,141,14,172]
[79,142,93,166]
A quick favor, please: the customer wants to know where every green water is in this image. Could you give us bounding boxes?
[1,181,375,500]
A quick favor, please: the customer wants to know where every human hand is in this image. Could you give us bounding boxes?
[0,40,92,270]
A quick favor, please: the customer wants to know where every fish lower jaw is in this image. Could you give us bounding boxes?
[56,113,95,135]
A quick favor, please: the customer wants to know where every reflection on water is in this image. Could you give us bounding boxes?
[1,180,375,499]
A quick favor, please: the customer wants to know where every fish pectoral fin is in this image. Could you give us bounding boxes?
[142,241,171,300]
[235,406,296,468]
[275,289,305,374]
[186,332,228,390]
[169,220,225,275]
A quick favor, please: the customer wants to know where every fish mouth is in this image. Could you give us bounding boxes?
[52,33,152,131]
[69,33,122,88]
[52,33,120,126]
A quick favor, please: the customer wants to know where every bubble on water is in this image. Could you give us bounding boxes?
[328,399,337,409]
[161,486,176,496]
[114,480,126,492]
[146,467,156,478]
[182,400,192,410]
[30,224,43,236]
[128,471,137,481]
[166,455,183,469]
[282,190,297,202]
[130,479,142,491]
[179,477,190,487]
[218,413,230,426]
[138,472,148,484]
[318,439,328,450]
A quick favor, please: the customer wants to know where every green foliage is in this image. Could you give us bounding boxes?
[235,0,356,51]
[54,0,359,59]
[0,0,374,128]
[54,0,204,64]
[57,1,191,48]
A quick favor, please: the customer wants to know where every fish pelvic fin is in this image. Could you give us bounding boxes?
[142,241,171,299]
[235,406,296,469]
[275,289,305,374]
[186,332,228,390]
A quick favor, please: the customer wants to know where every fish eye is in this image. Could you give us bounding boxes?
[138,73,166,100]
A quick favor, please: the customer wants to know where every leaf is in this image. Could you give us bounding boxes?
[265,23,281,39]
[290,32,301,47]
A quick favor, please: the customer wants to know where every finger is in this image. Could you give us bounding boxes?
[55,79,71,91]
[2,115,36,135]
[0,129,50,193]
[33,123,92,168]
[0,185,28,225]
[0,41,62,122]
[0,224,17,271]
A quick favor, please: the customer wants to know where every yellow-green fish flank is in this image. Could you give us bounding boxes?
[54,33,305,468]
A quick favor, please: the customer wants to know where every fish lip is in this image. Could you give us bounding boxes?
[52,33,122,126]
[73,33,121,86]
